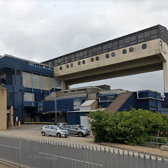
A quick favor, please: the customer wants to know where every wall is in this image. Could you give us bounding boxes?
[0,86,7,130]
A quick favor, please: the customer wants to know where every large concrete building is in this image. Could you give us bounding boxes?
[1,24,168,129]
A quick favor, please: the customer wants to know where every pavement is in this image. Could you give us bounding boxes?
[0,124,95,145]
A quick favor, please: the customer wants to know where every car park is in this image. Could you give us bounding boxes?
[57,124,88,137]
[41,125,69,138]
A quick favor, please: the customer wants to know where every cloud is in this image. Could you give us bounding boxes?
[0,0,167,93]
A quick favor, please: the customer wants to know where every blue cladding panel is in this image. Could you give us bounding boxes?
[0,56,53,76]
[119,93,138,111]
[98,94,118,108]
[66,113,77,124]
[66,112,89,125]
[24,101,36,107]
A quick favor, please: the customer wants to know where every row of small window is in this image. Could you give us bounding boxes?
[59,44,147,70]
[53,29,157,66]
[29,62,54,70]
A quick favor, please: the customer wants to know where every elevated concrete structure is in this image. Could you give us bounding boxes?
[55,39,168,92]
[42,25,168,93]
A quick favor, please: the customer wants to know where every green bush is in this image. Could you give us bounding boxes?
[87,109,168,145]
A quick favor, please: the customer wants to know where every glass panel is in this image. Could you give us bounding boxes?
[113,41,117,46]
[119,39,124,44]
[144,31,150,37]
[80,52,83,57]
[125,37,130,43]
[92,48,96,53]
[107,43,112,48]
[103,44,107,49]
[97,46,101,51]
[138,33,144,39]
[83,51,87,55]
[151,29,157,35]
[131,35,136,41]
[89,49,92,54]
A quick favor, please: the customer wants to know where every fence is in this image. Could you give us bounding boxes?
[0,135,168,168]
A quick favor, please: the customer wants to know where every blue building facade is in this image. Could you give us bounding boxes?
[0,55,168,126]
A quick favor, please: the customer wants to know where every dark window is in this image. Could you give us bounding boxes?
[71,55,75,61]
[151,29,157,35]
[103,45,107,49]
[58,59,60,63]
[138,33,144,39]
[91,58,94,62]
[76,53,80,60]
[125,37,130,43]
[60,58,64,63]
[142,44,147,49]
[151,35,158,39]
[144,31,150,38]
[113,41,117,46]
[129,47,134,52]
[131,35,136,41]
[119,39,124,44]
[78,61,81,65]
[65,57,68,61]
[97,46,101,51]
[50,126,55,130]
[96,56,99,61]
[70,63,73,67]
[130,41,136,45]
[92,48,96,53]
[122,49,127,54]
[60,66,62,70]
[55,60,58,65]
[111,52,115,57]
[105,54,109,58]
[89,49,92,54]
[82,60,85,64]
[83,51,87,55]
[108,43,112,48]
[44,126,49,129]
[66,64,69,68]
[80,52,83,57]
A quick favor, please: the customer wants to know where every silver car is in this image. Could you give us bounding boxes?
[41,125,69,138]
[58,124,88,137]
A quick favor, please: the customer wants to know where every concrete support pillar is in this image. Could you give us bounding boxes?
[9,106,14,128]
[61,81,69,91]
[0,86,7,130]
[163,61,168,93]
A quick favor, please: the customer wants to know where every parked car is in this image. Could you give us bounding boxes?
[58,124,88,137]
[41,125,69,138]
[75,125,90,135]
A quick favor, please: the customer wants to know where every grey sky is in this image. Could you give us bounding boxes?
[0,0,167,94]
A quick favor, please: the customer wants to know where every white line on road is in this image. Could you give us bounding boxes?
[0,144,19,150]
[39,152,103,166]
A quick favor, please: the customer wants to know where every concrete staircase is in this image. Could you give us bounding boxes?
[105,92,132,114]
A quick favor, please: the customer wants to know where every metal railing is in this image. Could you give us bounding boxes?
[0,135,167,168]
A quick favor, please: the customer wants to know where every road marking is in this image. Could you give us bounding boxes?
[39,152,103,166]
[0,144,19,150]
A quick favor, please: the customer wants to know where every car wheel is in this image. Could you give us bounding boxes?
[78,132,83,137]
[57,133,61,138]
[41,132,45,136]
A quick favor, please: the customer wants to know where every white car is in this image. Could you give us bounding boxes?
[41,125,69,138]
